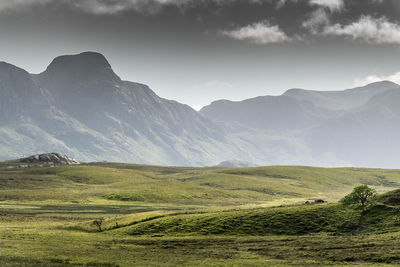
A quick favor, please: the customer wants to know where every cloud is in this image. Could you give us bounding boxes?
[0,0,51,12]
[0,0,192,14]
[69,0,148,15]
[276,0,344,11]
[354,72,400,87]
[0,0,268,15]
[0,0,383,16]
[302,8,330,33]
[275,0,292,9]
[322,16,400,44]
[66,0,192,15]
[220,21,291,44]
[0,0,348,15]
[309,0,344,12]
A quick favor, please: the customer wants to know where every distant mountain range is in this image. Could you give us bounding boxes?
[1,52,399,167]
[217,160,258,168]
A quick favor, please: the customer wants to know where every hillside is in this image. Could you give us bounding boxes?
[1,162,400,206]
[106,199,400,237]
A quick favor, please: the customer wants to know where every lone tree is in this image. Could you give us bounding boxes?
[341,185,377,210]
[93,218,104,232]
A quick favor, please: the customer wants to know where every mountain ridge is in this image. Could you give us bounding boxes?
[0,52,254,166]
[1,51,400,167]
[282,81,400,110]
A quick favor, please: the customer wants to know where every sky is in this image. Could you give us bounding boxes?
[1,0,400,110]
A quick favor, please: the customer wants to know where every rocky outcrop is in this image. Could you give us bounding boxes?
[21,153,80,165]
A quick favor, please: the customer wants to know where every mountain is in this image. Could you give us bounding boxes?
[0,52,309,166]
[217,160,258,168]
[201,80,400,168]
[33,52,229,165]
[200,95,333,131]
[0,52,246,165]
[1,51,400,167]
[305,88,400,167]
[283,81,400,110]
[200,81,399,132]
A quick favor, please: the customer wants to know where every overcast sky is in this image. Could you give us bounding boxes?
[2,0,400,109]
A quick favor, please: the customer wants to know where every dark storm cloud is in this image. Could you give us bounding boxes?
[0,0,265,14]
[2,0,400,50]
[0,0,388,16]
[52,0,400,45]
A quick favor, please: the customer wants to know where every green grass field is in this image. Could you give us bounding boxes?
[1,162,400,266]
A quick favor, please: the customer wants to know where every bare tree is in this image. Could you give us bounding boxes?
[93,218,104,232]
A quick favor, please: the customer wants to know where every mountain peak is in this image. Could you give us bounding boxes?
[351,80,400,91]
[42,52,120,83]
[48,52,111,68]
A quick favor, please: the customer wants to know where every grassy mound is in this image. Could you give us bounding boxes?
[358,204,400,234]
[377,189,400,206]
[112,204,362,236]
[100,187,400,237]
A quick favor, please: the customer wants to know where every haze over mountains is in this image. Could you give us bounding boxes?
[0,52,399,167]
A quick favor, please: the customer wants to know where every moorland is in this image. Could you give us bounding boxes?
[1,160,400,266]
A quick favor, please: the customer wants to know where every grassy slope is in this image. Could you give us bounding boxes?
[113,204,362,236]
[1,163,400,206]
[107,202,400,237]
[2,195,400,266]
[2,162,400,266]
